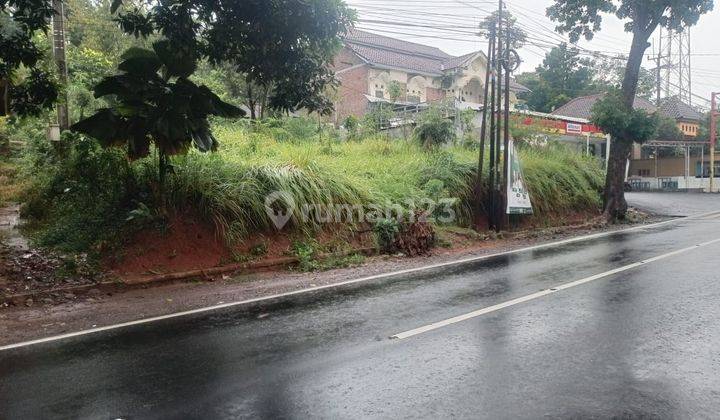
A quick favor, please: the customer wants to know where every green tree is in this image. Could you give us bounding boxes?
[592,91,658,151]
[65,0,148,61]
[111,0,355,118]
[516,43,596,113]
[0,0,58,116]
[548,0,714,220]
[479,10,527,50]
[387,81,404,103]
[71,45,243,201]
[414,107,456,149]
[656,116,683,141]
[593,58,656,100]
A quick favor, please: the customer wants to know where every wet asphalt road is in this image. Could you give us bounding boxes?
[3,209,720,418]
[627,192,720,216]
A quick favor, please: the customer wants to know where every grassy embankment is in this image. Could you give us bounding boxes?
[15,117,605,265]
[172,120,605,240]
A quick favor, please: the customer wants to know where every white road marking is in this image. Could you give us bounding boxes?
[0,211,717,352]
[391,237,720,340]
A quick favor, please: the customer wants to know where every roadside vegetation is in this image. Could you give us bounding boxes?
[10,116,605,260]
[0,0,606,275]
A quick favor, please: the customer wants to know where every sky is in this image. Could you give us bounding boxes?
[346,0,720,109]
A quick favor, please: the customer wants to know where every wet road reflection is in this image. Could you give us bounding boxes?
[2,218,720,418]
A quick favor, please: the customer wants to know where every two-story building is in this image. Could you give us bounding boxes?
[332,29,529,123]
[658,96,704,138]
[552,93,709,191]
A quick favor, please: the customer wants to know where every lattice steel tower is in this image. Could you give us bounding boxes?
[654,27,693,106]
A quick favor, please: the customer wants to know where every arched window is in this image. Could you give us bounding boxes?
[407,76,427,103]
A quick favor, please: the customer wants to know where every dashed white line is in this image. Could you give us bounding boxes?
[390,237,720,340]
[1,211,717,351]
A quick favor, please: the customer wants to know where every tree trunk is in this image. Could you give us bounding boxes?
[0,78,7,116]
[260,83,272,119]
[604,140,631,219]
[247,83,257,120]
[158,150,168,212]
[603,27,654,221]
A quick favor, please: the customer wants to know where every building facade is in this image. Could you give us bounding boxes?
[332,29,528,123]
[551,93,710,190]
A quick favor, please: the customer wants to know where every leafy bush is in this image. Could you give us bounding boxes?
[21,134,149,253]
[373,218,400,253]
[414,107,456,149]
[283,117,319,141]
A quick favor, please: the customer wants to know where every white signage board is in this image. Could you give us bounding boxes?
[506,139,533,215]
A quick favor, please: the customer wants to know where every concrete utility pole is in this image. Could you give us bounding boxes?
[475,24,495,230]
[711,93,718,192]
[501,6,511,232]
[51,0,70,131]
[494,0,503,231]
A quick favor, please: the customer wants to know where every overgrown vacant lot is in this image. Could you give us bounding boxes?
[176,119,606,237]
[14,117,605,272]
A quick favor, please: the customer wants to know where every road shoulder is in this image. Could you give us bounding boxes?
[0,214,672,347]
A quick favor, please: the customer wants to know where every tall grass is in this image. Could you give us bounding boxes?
[169,119,605,241]
[169,153,369,243]
[520,145,605,214]
[20,116,605,253]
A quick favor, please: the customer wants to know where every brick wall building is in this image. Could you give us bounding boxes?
[332,29,528,124]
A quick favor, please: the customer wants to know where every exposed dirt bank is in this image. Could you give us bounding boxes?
[0,211,665,346]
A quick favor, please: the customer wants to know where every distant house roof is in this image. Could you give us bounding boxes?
[551,93,656,120]
[441,52,478,71]
[343,29,529,93]
[344,29,451,75]
[509,79,531,94]
[658,97,703,122]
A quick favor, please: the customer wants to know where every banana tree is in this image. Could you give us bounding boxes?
[71,40,244,201]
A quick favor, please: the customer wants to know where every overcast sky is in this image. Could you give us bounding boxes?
[347,0,720,108]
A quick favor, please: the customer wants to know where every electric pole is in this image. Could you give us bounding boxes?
[711,93,718,192]
[501,12,511,232]
[492,0,503,231]
[52,0,70,131]
[475,24,495,230]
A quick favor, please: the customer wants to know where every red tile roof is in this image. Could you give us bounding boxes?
[343,29,529,92]
[551,93,656,119]
[658,97,703,122]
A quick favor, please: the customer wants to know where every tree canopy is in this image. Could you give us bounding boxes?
[591,91,657,144]
[478,10,527,50]
[516,43,657,113]
[548,0,714,220]
[0,0,59,116]
[110,0,355,116]
[516,43,595,112]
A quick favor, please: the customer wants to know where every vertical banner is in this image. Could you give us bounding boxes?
[506,139,533,215]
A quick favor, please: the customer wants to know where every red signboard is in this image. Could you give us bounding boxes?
[513,113,604,137]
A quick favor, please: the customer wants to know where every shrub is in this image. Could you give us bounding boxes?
[414,107,456,149]
[283,117,319,141]
[16,116,605,257]
[373,218,400,253]
[21,134,148,253]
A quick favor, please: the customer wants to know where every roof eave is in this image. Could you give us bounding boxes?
[367,63,443,77]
